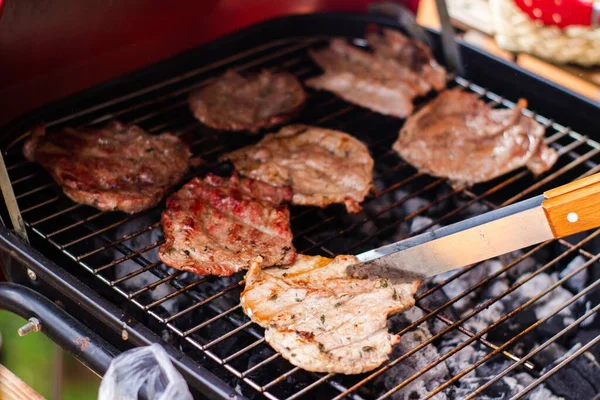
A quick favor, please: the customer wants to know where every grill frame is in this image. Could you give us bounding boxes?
[1,12,600,400]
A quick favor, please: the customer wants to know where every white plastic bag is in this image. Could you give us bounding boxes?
[99,343,193,400]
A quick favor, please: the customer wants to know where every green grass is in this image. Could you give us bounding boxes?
[0,311,100,399]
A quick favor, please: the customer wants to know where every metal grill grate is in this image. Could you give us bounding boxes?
[3,35,600,400]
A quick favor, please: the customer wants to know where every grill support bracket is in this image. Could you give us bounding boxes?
[0,151,27,241]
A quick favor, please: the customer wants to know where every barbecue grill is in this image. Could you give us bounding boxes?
[1,10,600,400]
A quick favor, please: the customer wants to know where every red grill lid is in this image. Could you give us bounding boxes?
[513,0,599,28]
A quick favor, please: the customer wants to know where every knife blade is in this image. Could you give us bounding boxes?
[349,195,552,281]
[348,171,600,281]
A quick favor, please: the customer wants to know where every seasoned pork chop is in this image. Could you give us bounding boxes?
[188,70,306,133]
[158,173,296,276]
[23,121,193,213]
[241,254,421,374]
[306,30,446,118]
[223,125,374,213]
[394,90,558,185]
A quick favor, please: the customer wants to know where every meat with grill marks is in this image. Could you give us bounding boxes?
[366,27,446,93]
[158,172,296,276]
[223,125,374,213]
[305,29,446,118]
[188,70,306,133]
[241,254,421,374]
[22,121,193,214]
[394,90,558,185]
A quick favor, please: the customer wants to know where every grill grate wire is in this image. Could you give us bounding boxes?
[3,36,600,399]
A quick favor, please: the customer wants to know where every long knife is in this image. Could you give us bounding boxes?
[349,172,600,280]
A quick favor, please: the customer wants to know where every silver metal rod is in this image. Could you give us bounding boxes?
[368,2,432,45]
[435,0,465,75]
[0,151,28,241]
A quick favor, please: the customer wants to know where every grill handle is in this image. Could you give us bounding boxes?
[0,282,118,376]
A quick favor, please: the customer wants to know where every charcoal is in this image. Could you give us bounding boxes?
[449,376,510,400]
[366,190,398,218]
[409,216,440,234]
[559,255,589,293]
[513,273,554,304]
[483,259,504,275]
[481,260,510,298]
[476,358,513,378]
[386,380,447,400]
[382,308,450,400]
[535,285,573,319]
[486,306,538,349]
[577,329,600,361]
[436,278,474,313]
[438,345,480,380]
[484,279,509,298]
[402,195,430,216]
[536,314,570,338]
[456,200,490,218]
[502,373,564,400]
[463,301,505,335]
[415,285,461,332]
[392,189,409,202]
[500,251,539,279]
[245,346,279,379]
[580,301,597,328]
[432,261,498,314]
[426,184,457,218]
[382,329,449,400]
[527,384,563,400]
[442,356,558,399]
[391,222,411,244]
[430,269,456,286]
[531,342,600,399]
[372,175,389,193]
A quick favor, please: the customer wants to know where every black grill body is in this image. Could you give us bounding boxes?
[1,13,600,400]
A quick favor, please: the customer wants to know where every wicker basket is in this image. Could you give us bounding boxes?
[490,0,600,66]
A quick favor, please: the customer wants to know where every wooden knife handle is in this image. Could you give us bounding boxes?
[542,172,600,238]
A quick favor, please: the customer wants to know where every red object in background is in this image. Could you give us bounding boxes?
[0,0,416,127]
[514,0,600,29]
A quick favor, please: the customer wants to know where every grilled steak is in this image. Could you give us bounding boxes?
[305,29,446,118]
[23,121,193,214]
[367,28,446,92]
[241,254,421,374]
[223,125,374,213]
[158,173,296,276]
[306,39,416,118]
[394,90,558,185]
[188,70,306,133]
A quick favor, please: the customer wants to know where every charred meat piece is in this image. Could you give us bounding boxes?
[158,173,296,277]
[188,70,306,133]
[241,254,421,374]
[223,125,374,213]
[394,90,558,185]
[306,29,446,118]
[23,121,193,214]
